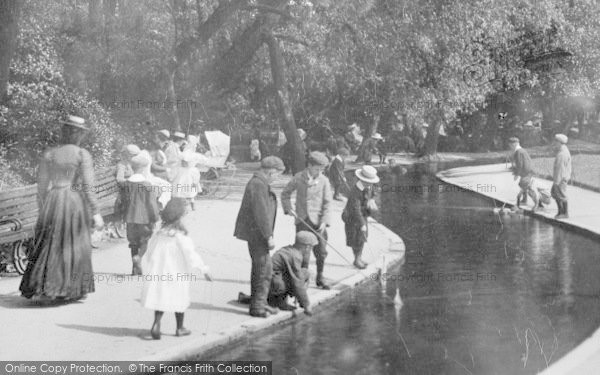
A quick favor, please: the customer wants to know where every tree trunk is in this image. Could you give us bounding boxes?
[164,64,182,132]
[355,116,379,162]
[162,0,245,133]
[264,32,305,174]
[0,0,21,104]
[424,110,443,156]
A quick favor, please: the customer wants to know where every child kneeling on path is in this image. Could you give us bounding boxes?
[141,198,213,340]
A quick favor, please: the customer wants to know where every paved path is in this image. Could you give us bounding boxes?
[0,164,403,361]
[437,163,600,375]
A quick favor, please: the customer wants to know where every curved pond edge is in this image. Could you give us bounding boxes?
[436,164,600,375]
[139,219,405,362]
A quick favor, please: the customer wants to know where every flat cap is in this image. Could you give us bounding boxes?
[130,150,152,170]
[555,134,568,144]
[261,156,285,171]
[295,231,318,246]
[508,137,519,143]
[307,151,329,166]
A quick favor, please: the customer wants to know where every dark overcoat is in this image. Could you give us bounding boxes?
[342,182,374,248]
[234,172,277,244]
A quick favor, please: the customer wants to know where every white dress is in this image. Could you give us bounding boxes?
[140,229,209,312]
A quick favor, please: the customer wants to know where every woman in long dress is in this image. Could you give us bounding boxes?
[19,115,103,302]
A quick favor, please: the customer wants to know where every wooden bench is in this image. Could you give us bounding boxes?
[0,166,118,274]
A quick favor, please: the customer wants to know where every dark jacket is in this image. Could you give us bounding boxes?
[326,157,346,190]
[234,172,277,244]
[342,181,375,248]
[122,178,160,224]
[511,147,533,177]
[270,245,310,307]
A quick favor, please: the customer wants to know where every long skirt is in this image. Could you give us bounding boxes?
[19,186,94,299]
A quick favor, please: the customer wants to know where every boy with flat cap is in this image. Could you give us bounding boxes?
[239,231,316,316]
[267,231,316,315]
[234,156,285,318]
[508,137,539,210]
[282,151,333,289]
[552,134,572,219]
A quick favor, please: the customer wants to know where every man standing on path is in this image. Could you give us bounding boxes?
[234,156,285,317]
[282,151,333,290]
[508,137,539,210]
[552,134,572,219]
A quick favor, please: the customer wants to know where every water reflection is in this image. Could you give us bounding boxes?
[205,168,600,375]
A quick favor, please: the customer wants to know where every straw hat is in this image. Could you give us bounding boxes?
[157,129,170,138]
[555,134,568,144]
[173,131,185,139]
[355,165,380,184]
[371,133,383,140]
[60,115,88,130]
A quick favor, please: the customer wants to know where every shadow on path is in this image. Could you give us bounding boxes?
[57,324,148,339]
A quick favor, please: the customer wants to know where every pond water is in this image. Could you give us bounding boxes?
[202,166,600,375]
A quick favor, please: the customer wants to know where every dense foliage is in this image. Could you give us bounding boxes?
[1,0,600,186]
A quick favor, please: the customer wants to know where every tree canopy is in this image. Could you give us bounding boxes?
[1,0,600,184]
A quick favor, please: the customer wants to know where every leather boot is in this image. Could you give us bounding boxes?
[555,201,566,219]
[556,202,569,219]
[315,257,331,289]
[238,292,251,304]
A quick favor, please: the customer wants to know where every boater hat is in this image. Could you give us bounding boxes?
[355,165,380,184]
[173,131,186,139]
[60,115,88,130]
[555,134,568,144]
[372,133,383,140]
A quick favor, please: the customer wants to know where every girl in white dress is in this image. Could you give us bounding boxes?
[140,198,212,339]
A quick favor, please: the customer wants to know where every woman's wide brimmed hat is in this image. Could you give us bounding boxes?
[355,165,380,184]
[60,115,89,130]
